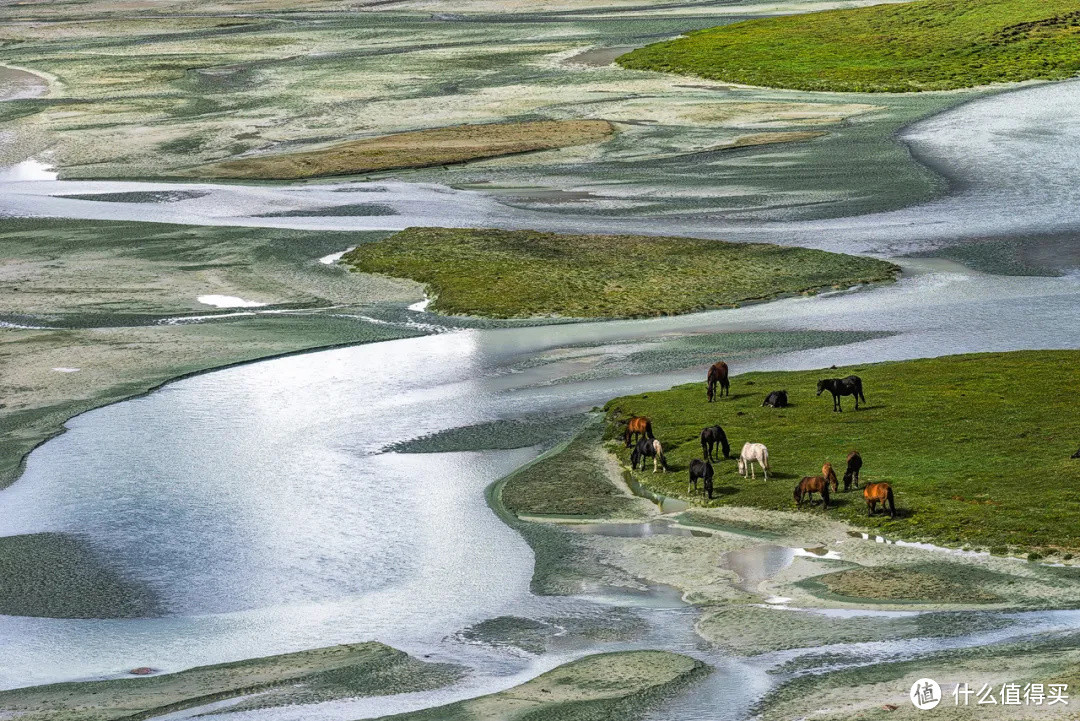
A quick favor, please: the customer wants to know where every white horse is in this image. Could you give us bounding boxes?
[737,442,770,480]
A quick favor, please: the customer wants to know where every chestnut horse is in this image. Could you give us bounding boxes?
[623,416,654,447]
[843,451,862,491]
[706,361,729,402]
[794,476,831,509]
[864,482,895,518]
[822,462,838,492]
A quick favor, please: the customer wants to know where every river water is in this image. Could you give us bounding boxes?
[0,73,1079,718]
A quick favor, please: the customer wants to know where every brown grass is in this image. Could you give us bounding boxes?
[196,120,615,180]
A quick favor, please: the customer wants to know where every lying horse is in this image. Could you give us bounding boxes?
[816,375,865,412]
[706,361,730,402]
[737,442,769,481]
[822,462,838,492]
[864,482,895,518]
[794,476,830,509]
[631,437,668,473]
[623,416,654,448]
[700,425,730,461]
[843,451,863,491]
[688,459,714,499]
[762,390,788,408]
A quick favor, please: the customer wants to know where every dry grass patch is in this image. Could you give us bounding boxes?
[196,120,615,180]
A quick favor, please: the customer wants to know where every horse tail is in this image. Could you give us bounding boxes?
[762,447,770,470]
[821,484,830,509]
[645,420,654,439]
[857,379,866,403]
[659,450,668,471]
[886,486,896,517]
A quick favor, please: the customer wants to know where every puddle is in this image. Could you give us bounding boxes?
[845,531,987,558]
[561,520,711,538]
[623,473,689,514]
[721,545,797,594]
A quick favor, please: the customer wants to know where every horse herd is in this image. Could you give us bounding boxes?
[622,361,897,519]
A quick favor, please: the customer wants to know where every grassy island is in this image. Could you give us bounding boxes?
[342,228,899,319]
[602,351,1080,553]
[617,0,1080,92]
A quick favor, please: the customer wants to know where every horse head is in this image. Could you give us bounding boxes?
[793,483,803,503]
[816,379,826,396]
[737,457,746,476]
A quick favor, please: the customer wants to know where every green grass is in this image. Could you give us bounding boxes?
[617,0,1080,92]
[603,351,1080,552]
[342,228,899,319]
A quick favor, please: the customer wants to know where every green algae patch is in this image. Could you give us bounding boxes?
[603,351,1080,554]
[798,564,1003,605]
[0,533,160,619]
[343,228,899,319]
[617,0,1080,92]
[0,643,462,721]
[196,120,614,180]
[389,416,588,454]
[373,650,708,721]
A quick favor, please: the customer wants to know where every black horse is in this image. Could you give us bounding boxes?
[762,390,788,408]
[631,437,668,472]
[700,425,730,461]
[816,375,865,412]
[843,450,862,491]
[688,459,714,499]
[1073,447,1080,459]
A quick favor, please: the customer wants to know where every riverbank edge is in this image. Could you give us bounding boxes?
[0,329,425,492]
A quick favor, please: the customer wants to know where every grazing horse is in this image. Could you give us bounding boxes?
[761,390,788,408]
[1073,447,1080,459]
[843,451,863,491]
[700,425,730,461]
[816,375,865,412]
[794,476,831,509]
[631,437,668,473]
[822,462,838,492]
[688,459,714,499]
[864,482,896,518]
[623,416,654,447]
[706,361,730,401]
[737,442,769,481]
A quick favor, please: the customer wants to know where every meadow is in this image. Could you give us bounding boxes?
[603,351,1080,554]
[342,228,899,319]
[617,0,1080,92]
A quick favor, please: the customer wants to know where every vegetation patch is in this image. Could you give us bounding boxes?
[798,564,1003,604]
[388,416,588,454]
[500,419,647,519]
[604,351,1080,552]
[0,532,160,619]
[0,643,462,721]
[196,120,614,180]
[372,650,707,721]
[342,227,899,319]
[617,0,1080,92]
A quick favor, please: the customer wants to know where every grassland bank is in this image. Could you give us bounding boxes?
[617,0,1080,92]
[342,228,899,319]
[603,351,1080,553]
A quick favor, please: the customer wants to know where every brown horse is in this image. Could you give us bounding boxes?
[623,416,654,447]
[864,482,895,518]
[706,361,729,402]
[822,462,838,492]
[794,476,830,509]
[843,451,862,491]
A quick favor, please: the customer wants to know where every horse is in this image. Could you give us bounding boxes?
[822,462,838,492]
[761,390,788,408]
[700,425,730,461]
[736,442,769,481]
[1073,447,1080,459]
[623,416,654,448]
[843,451,863,491]
[688,459,714,499]
[706,361,730,402]
[794,476,831,509]
[864,482,895,518]
[816,375,865,412]
[631,437,668,473]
